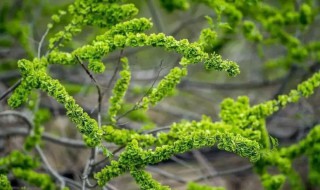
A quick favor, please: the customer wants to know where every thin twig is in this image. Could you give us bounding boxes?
[105,183,118,190]
[104,50,124,97]
[89,50,124,115]
[272,65,298,98]
[115,60,164,122]
[146,166,188,183]
[0,110,32,131]
[0,111,66,189]
[146,0,163,32]
[170,14,210,36]
[93,146,125,168]
[38,27,50,58]
[0,79,22,102]
[193,164,253,182]
[0,127,91,148]
[192,150,216,182]
[36,145,66,189]
[75,55,103,189]
[170,156,197,171]
[0,71,20,81]
[142,126,171,134]
[45,22,77,56]
[63,176,82,189]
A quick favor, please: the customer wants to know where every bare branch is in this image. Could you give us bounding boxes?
[0,79,22,102]
[36,145,66,189]
[0,127,88,148]
[75,55,104,189]
[193,164,253,182]
[146,0,163,32]
[146,166,188,183]
[38,27,50,58]
[115,60,164,122]
[104,50,124,98]
[192,150,216,181]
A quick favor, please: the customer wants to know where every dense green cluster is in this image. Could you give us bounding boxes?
[131,169,170,190]
[8,58,102,147]
[140,67,187,110]
[277,126,320,187]
[102,125,156,147]
[48,29,239,77]
[95,130,260,186]
[198,28,218,52]
[12,169,57,190]
[0,151,39,173]
[217,72,320,189]
[49,0,139,49]
[160,0,319,70]
[204,54,240,76]
[0,174,12,190]
[159,0,190,12]
[23,112,44,150]
[260,174,286,190]
[108,57,131,123]
[0,151,41,190]
[187,182,225,190]
[8,0,240,149]
[4,0,320,189]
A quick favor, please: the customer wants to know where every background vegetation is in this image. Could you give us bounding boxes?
[1,0,320,189]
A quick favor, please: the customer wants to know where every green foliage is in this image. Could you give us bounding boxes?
[261,174,286,190]
[12,169,56,190]
[102,125,156,147]
[2,0,320,189]
[140,67,188,110]
[199,28,218,52]
[0,151,50,190]
[0,174,12,190]
[95,129,260,186]
[0,151,39,173]
[159,0,190,12]
[187,182,225,190]
[108,57,131,123]
[131,169,170,190]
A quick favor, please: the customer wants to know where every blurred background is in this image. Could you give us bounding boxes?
[1,0,320,189]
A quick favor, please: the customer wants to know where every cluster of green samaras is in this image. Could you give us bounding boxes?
[2,0,320,189]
